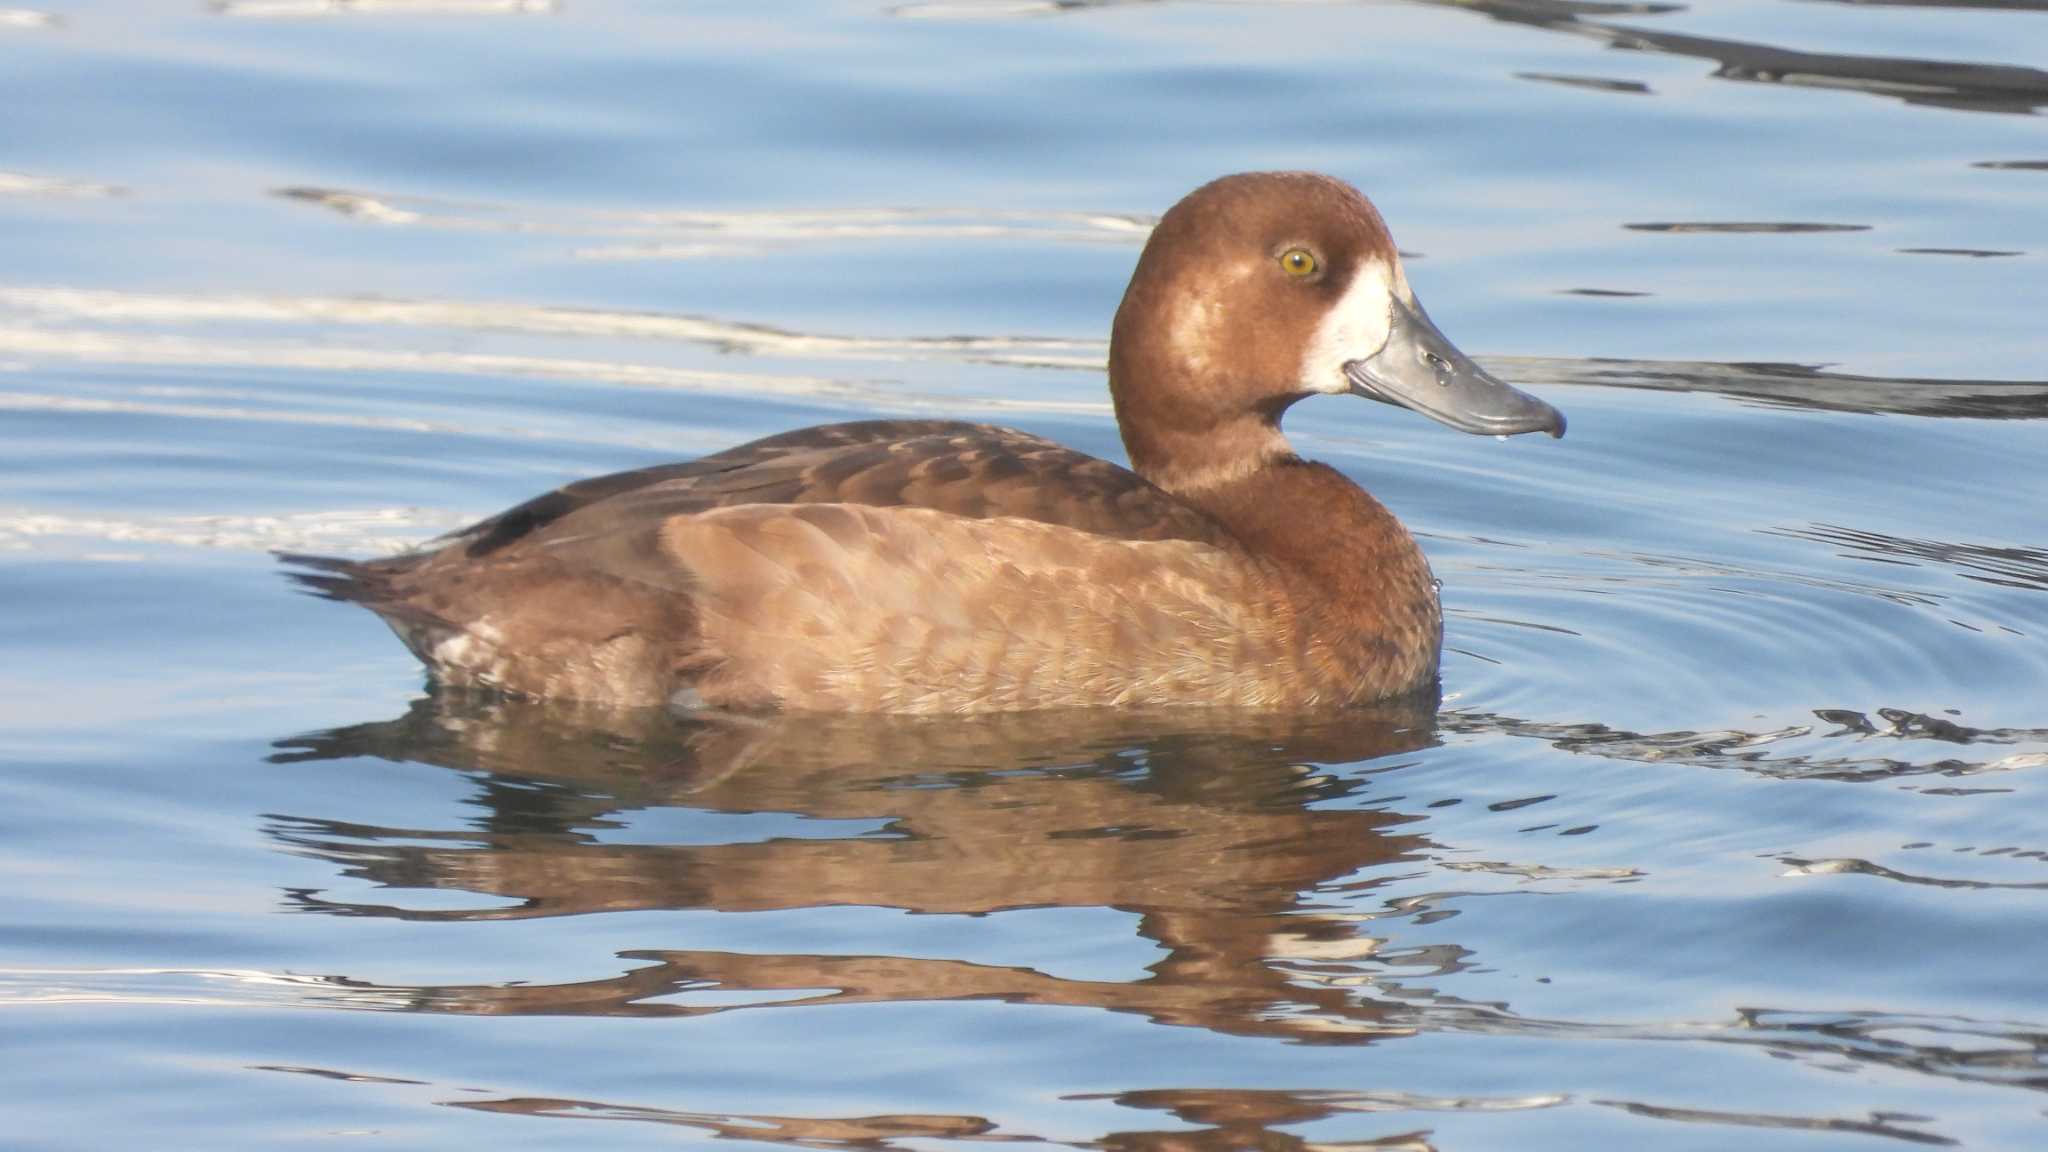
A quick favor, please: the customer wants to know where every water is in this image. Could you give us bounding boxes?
[3,0,2047,1147]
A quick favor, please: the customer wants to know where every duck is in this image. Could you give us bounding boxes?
[287,172,1563,714]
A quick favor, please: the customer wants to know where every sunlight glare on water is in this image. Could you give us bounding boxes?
[2,0,2046,1148]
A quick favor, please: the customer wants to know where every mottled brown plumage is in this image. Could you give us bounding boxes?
[289,172,1562,712]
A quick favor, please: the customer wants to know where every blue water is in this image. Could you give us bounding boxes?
[4,0,2047,1147]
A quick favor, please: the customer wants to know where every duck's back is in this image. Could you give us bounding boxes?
[290,421,1330,713]
[454,419,1229,557]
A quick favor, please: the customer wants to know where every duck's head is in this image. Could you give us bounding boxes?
[1109,172,1563,490]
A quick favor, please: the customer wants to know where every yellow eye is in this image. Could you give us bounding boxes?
[1279,247,1318,278]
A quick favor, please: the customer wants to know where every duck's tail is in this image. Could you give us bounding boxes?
[276,550,471,671]
[274,545,366,590]
[274,551,386,602]
[274,550,444,625]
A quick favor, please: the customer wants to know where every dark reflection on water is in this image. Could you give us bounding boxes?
[1897,247,2024,258]
[264,1072,1555,1152]
[1592,1099,1959,1147]
[1514,71,1654,94]
[1502,358,2048,420]
[1810,0,2048,11]
[1624,222,1871,234]
[1446,708,2048,784]
[1775,852,2048,890]
[1428,0,2048,114]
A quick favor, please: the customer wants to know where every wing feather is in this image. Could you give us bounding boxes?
[288,420,1275,710]
[447,420,1226,561]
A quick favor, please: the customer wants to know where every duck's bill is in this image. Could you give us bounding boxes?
[1343,297,1565,439]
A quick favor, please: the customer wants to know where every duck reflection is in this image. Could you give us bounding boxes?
[448,1093,1034,1148]
[269,690,1461,1039]
[259,693,2041,1148]
[434,1083,1503,1152]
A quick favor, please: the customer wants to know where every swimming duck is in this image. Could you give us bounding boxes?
[289,172,1563,713]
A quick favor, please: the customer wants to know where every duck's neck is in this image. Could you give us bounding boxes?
[1169,453,1444,696]
[1173,455,1421,598]
[1120,408,1294,493]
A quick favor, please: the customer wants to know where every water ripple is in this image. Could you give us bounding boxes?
[0,286,1106,369]
[272,185,1156,258]
[1446,709,2048,783]
[5,286,2043,414]
[1768,524,2048,594]
[1591,1099,1956,1147]
[1779,854,2048,890]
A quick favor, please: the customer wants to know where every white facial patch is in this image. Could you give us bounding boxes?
[1390,257,1419,309]
[1299,257,1400,395]
[1167,291,1223,377]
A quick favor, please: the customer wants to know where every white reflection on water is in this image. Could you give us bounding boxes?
[213,0,554,18]
[0,327,870,401]
[0,967,416,1011]
[0,286,1105,368]
[0,172,122,198]
[273,185,1156,260]
[0,507,471,558]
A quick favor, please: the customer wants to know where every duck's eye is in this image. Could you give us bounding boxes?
[1279,247,1318,278]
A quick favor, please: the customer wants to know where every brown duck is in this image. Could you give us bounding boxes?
[288,172,1564,712]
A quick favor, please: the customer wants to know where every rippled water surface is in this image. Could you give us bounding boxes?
[4,1,2047,1148]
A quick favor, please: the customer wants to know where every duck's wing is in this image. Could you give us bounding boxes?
[284,419,1226,614]
[280,419,1250,708]
[447,419,1227,559]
